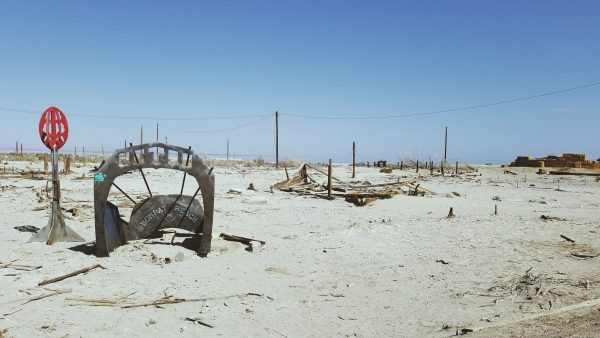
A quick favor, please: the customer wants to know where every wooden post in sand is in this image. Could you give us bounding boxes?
[416,161,419,173]
[328,159,333,200]
[455,161,458,175]
[352,142,356,179]
[400,161,403,170]
[441,161,444,176]
[430,162,434,175]
[65,155,71,174]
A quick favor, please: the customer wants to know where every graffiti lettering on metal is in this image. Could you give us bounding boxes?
[39,106,69,151]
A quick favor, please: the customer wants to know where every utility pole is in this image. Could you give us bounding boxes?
[444,126,448,164]
[15,141,18,154]
[275,111,279,169]
[140,125,143,145]
[227,139,230,160]
[328,159,333,199]
[352,141,356,178]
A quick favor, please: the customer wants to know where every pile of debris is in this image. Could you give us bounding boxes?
[274,163,430,206]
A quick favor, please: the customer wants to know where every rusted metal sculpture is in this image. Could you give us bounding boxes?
[93,142,214,257]
[32,106,85,244]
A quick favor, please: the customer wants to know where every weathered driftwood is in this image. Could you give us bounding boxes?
[38,264,106,286]
[185,317,214,328]
[23,289,72,305]
[220,233,266,245]
[560,234,575,243]
[0,262,42,271]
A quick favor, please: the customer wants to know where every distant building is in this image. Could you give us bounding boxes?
[510,153,600,169]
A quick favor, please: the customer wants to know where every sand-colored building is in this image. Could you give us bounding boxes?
[510,153,600,169]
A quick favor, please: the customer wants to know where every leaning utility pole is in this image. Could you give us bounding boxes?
[352,141,356,178]
[275,111,279,169]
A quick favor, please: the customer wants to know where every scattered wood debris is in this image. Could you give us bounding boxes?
[273,163,431,205]
[68,292,267,308]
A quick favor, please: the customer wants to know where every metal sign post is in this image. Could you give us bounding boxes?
[32,106,84,244]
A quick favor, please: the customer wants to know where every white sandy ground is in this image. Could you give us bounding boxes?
[0,157,599,337]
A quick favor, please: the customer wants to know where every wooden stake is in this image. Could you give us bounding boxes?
[441,161,444,175]
[455,161,458,175]
[352,141,356,179]
[494,204,497,215]
[400,161,403,170]
[447,207,455,218]
[416,160,419,173]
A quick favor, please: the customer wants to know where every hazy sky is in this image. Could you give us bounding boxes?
[0,1,599,164]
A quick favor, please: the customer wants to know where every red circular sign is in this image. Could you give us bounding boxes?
[39,106,69,151]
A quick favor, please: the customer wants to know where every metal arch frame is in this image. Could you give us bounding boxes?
[94,142,215,257]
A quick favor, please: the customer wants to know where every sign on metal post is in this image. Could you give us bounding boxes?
[39,106,69,151]
[31,106,84,244]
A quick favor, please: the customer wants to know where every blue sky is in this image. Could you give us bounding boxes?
[0,1,599,163]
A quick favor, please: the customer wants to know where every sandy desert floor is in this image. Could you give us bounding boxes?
[1,157,599,337]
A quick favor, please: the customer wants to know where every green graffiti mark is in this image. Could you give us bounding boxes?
[94,172,106,183]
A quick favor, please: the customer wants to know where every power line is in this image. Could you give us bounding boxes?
[282,82,600,120]
[161,114,272,134]
[0,106,269,121]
